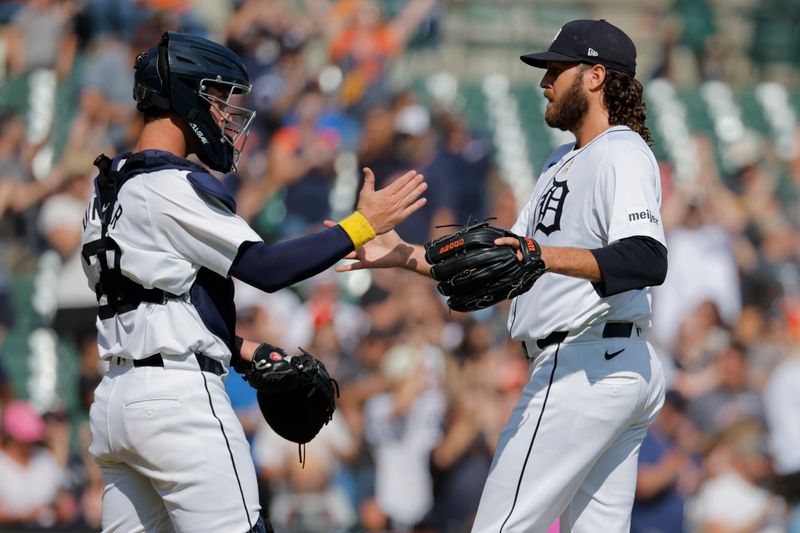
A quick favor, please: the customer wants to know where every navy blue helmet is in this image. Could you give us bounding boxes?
[133,32,255,172]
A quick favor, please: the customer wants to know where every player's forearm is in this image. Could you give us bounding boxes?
[229,225,355,292]
[238,339,259,362]
[540,246,602,282]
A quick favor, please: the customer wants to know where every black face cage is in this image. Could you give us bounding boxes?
[198,77,256,170]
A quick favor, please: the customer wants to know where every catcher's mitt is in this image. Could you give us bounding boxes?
[424,220,547,312]
[245,344,338,445]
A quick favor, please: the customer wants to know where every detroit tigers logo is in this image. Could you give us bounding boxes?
[534,178,569,235]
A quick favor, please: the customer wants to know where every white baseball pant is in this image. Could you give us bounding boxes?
[89,357,261,533]
[472,327,665,532]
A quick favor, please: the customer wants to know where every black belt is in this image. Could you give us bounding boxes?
[535,322,634,350]
[132,353,224,376]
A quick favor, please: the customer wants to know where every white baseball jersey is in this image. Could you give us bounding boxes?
[472,126,667,532]
[508,125,665,341]
[80,155,261,364]
[84,152,265,533]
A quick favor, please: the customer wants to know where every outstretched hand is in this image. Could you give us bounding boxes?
[356,168,427,235]
[324,221,428,275]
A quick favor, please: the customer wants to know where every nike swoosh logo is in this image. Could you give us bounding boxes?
[604,348,625,360]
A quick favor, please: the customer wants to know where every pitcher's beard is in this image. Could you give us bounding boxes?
[544,76,589,132]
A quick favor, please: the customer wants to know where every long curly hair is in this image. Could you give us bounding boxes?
[602,69,654,146]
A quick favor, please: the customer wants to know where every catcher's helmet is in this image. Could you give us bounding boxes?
[133,32,255,172]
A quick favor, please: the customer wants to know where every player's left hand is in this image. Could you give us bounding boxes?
[244,343,300,392]
[251,345,339,445]
[356,167,428,234]
[494,236,524,262]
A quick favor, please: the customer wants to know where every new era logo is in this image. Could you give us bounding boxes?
[587,48,599,57]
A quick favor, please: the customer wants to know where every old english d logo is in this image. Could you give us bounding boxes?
[535,178,569,235]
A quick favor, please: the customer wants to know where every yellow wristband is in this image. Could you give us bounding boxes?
[339,211,376,249]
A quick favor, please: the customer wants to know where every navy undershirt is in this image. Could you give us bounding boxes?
[228,226,354,292]
[590,236,667,297]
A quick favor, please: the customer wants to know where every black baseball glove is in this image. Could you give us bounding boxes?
[240,343,338,444]
[424,220,547,312]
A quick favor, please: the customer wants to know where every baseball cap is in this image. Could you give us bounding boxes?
[2,401,45,443]
[521,19,637,77]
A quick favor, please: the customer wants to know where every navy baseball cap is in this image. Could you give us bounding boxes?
[521,19,637,77]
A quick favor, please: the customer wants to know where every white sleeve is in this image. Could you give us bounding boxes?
[594,144,665,246]
[145,174,262,277]
[511,195,536,236]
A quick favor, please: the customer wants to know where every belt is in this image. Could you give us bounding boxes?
[132,353,224,376]
[535,322,635,351]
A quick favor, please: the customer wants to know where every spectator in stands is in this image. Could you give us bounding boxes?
[364,103,458,243]
[692,418,784,533]
[253,414,357,531]
[0,111,66,216]
[0,401,66,526]
[763,352,800,533]
[66,23,160,155]
[0,111,29,184]
[652,195,741,348]
[632,390,701,533]
[745,216,800,314]
[308,0,437,117]
[4,0,77,80]
[363,338,447,529]
[38,152,96,336]
[0,110,72,267]
[4,0,78,175]
[689,340,764,439]
[265,85,343,237]
[37,152,102,413]
[733,304,786,391]
[334,321,397,528]
[284,273,366,357]
[226,0,310,145]
[355,98,409,207]
[670,301,729,398]
[421,338,509,532]
[432,109,494,227]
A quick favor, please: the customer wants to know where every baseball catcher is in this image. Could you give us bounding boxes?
[235,342,338,448]
[424,220,547,312]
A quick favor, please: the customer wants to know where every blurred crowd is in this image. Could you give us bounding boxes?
[0,0,798,532]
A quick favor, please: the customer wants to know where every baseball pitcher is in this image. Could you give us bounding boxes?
[335,19,668,533]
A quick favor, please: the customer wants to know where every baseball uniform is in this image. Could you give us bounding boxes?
[471,127,666,532]
[82,151,264,533]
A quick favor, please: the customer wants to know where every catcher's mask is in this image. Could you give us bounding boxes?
[133,32,255,172]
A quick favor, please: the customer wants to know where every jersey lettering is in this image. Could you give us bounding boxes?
[534,178,569,236]
[109,204,124,229]
[626,207,659,225]
[82,198,99,230]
